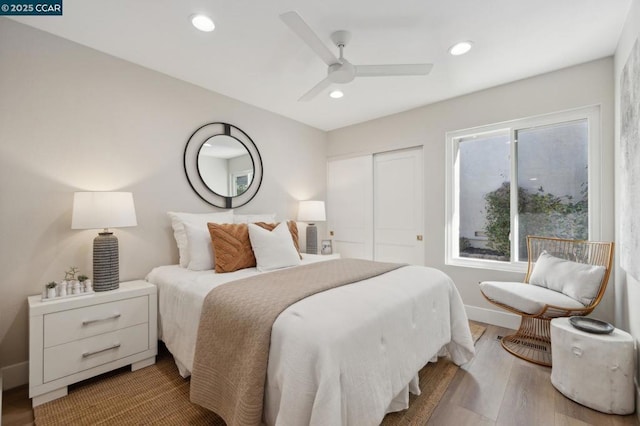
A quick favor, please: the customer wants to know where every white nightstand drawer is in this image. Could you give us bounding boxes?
[44,296,148,348]
[43,323,149,383]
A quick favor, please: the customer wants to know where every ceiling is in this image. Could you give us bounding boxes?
[9,0,631,131]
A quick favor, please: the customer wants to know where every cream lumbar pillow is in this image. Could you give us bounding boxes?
[529,251,606,306]
[248,222,301,272]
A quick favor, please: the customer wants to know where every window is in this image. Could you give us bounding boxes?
[230,170,253,196]
[446,106,600,271]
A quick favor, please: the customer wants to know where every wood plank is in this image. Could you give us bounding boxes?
[554,385,615,426]
[496,362,556,426]
[428,401,495,425]
[612,414,640,426]
[555,412,593,426]
[447,324,514,420]
[1,385,34,426]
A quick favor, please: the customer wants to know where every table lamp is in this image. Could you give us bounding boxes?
[298,200,326,254]
[71,192,137,291]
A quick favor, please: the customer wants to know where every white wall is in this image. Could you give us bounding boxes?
[198,155,228,195]
[614,0,640,407]
[328,58,615,324]
[229,154,252,175]
[0,19,327,370]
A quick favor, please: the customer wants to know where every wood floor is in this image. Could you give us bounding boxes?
[2,322,638,426]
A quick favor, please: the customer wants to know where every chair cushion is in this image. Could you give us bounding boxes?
[479,281,585,315]
[529,251,606,306]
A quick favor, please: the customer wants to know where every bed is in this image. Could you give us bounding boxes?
[146,253,475,425]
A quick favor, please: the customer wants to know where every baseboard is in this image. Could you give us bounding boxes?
[465,305,520,330]
[1,361,28,390]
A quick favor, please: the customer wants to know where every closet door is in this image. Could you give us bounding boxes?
[327,155,374,260]
[374,147,424,265]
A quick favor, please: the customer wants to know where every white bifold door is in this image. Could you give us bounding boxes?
[327,155,374,259]
[327,147,424,265]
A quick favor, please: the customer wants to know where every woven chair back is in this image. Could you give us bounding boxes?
[524,236,614,309]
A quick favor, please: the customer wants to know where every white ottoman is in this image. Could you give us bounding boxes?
[550,317,635,414]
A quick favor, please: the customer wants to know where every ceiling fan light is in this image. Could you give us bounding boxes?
[449,41,473,56]
[329,90,344,99]
[191,14,215,32]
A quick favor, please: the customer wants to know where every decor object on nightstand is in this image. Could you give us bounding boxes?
[46,282,57,299]
[298,200,326,254]
[321,239,333,255]
[72,192,137,292]
[42,267,95,301]
[78,274,92,292]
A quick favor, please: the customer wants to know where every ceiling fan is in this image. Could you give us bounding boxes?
[280,11,433,101]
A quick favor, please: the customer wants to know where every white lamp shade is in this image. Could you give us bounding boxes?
[298,200,326,222]
[72,192,138,230]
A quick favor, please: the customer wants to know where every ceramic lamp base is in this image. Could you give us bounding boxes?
[306,223,318,254]
[93,232,119,291]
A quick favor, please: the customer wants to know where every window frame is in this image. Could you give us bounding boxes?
[445,106,601,272]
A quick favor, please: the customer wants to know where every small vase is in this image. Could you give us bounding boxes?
[59,281,68,297]
[72,283,81,295]
[84,280,92,293]
[47,288,56,299]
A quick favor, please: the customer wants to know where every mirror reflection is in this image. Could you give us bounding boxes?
[197,135,254,197]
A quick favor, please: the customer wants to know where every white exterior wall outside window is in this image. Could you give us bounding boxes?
[445,106,601,272]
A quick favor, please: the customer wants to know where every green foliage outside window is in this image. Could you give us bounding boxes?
[483,181,588,257]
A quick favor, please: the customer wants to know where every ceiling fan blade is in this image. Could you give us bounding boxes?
[280,11,338,66]
[355,64,433,77]
[298,77,332,102]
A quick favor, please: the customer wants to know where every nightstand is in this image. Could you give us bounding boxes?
[28,280,157,407]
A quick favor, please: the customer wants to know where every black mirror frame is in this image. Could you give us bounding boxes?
[184,122,263,209]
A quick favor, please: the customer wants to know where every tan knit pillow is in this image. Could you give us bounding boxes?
[208,221,300,273]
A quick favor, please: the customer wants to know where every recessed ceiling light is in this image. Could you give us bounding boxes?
[329,90,344,99]
[191,14,215,32]
[449,41,473,56]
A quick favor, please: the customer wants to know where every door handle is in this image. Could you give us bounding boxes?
[417,235,423,241]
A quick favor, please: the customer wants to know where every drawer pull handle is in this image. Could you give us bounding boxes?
[82,343,121,358]
[82,313,121,326]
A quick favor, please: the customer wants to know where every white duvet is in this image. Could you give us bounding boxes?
[146,255,475,426]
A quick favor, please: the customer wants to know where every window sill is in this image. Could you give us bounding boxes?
[446,257,528,273]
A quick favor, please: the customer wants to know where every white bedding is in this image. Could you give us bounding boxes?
[146,255,475,426]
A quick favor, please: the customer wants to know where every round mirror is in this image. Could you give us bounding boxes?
[184,123,263,209]
[197,135,253,197]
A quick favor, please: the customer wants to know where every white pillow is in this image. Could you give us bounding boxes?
[529,251,606,306]
[184,222,215,271]
[248,222,301,272]
[234,213,276,224]
[167,211,233,267]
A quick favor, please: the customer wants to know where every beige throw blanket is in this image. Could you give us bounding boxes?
[190,258,404,426]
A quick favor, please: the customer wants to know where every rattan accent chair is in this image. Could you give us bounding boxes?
[480,236,614,367]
